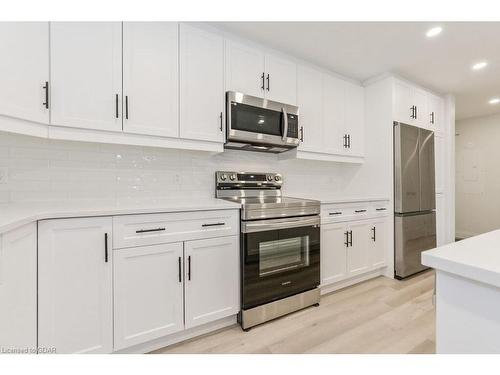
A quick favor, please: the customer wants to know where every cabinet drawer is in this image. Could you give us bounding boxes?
[321,203,370,222]
[113,210,239,249]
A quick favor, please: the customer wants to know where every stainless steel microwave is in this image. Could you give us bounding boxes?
[225,91,300,153]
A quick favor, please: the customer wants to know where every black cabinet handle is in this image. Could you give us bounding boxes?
[300,126,304,142]
[125,95,129,119]
[410,106,415,119]
[42,81,49,109]
[430,111,435,124]
[372,226,376,242]
[329,212,342,216]
[135,227,166,234]
[219,112,223,132]
[415,106,418,119]
[202,222,225,227]
[104,233,109,263]
[261,72,265,90]
[349,230,353,247]
[178,257,182,283]
[266,73,270,91]
[343,134,347,148]
[376,208,387,211]
[355,209,367,213]
[344,231,349,247]
[115,94,119,118]
[347,134,351,148]
[188,255,191,281]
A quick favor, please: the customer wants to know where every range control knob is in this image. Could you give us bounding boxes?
[267,175,273,181]
[229,174,236,181]
[275,175,281,182]
[220,173,227,181]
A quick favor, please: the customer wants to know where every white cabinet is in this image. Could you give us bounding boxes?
[428,93,444,132]
[225,40,265,98]
[180,24,225,143]
[0,223,37,350]
[369,218,387,269]
[341,82,365,156]
[225,40,297,104]
[113,242,184,350]
[184,236,239,329]
[0,22,49,125]
[320,222,348,285]
[436,193,446,246]
[297,65,323,153]
[322,73,345,155]
[412,87,428,128]
[38,217,113,354]
[435,133,445,193]
[122,22,179,137]
[50,22,122,132]
[264,54,297,105]
[346,221,371,277]
[393,79,414,124]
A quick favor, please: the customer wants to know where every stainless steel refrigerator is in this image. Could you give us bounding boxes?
[394,122,436,279]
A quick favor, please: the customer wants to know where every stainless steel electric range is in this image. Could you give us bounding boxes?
[215,171,321,331]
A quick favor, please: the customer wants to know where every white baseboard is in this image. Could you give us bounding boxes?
[320,268,386,295]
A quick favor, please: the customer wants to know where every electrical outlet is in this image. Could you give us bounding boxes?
[0,167,9,184]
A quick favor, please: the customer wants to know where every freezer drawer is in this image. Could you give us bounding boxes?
[395,211,436,279]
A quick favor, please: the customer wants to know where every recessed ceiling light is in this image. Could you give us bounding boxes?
[489,98,500,105]
[472,61,488,71]
[426,27,443,38]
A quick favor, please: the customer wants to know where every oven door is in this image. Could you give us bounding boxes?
[227,91,299,147]
[241,216,320,310]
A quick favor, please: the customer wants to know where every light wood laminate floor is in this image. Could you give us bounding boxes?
[152,270,435,354]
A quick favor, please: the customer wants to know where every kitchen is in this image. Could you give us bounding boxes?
[1,2,498,371]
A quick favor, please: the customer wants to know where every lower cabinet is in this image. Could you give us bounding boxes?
[38,217,113,354]
[184,236,239,329]
[321,218,388,288]
[0,223,37,351]
[113,242,184,350]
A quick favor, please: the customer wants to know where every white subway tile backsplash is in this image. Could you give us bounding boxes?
[0,132,363,203]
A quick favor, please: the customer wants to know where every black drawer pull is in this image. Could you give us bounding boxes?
[104,233,109,263]
[136,227,166,234]
[376,208,387,211]
[329,212,342,216]
[202,222,225,227]
[354,209,367,213]
[178,257,182,283]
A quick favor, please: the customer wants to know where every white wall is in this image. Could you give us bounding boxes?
[0,128,388,205]
[456,113,500,238]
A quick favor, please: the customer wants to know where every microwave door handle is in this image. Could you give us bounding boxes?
[281,107,288,141]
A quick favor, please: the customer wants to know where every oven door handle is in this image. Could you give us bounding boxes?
[242,216,320,233]
[281,107,288,141]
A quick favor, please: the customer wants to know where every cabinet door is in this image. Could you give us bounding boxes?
[184,236,239,329]
[346,221,370,277]
[0,22,49,124]
[436,193,446,246]
[320,223,348,286]
[343,81,365,156]
[297,65,323,153]
[122,22,178,137]
[370,218,387,269]
[428,94,444,132]
[50,22,122,132]
[225,40,265,98]
[413,87,429,128]
[180,24,225,143]
[113,243,184,350]
[0,223,37,350]
[264,53,297,105]
[393,80,414,124]
[38,217,113,354]
[323,74,344,155]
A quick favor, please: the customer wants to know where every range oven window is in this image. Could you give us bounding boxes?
[259,236,310,276]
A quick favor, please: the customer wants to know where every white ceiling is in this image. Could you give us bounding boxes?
[211,22,500,120]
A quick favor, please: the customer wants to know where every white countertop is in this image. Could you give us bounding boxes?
[422,229,500,288]
[0,199,241,235]
[296,195,390,204]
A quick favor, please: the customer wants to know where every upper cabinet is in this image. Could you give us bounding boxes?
[0,22,49,124]
[180,24,225,143]
[291,63,365,162]
[393,78,444,132]
[50,22,123,132]
[122,22,179,138]
[225,41,297,105]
